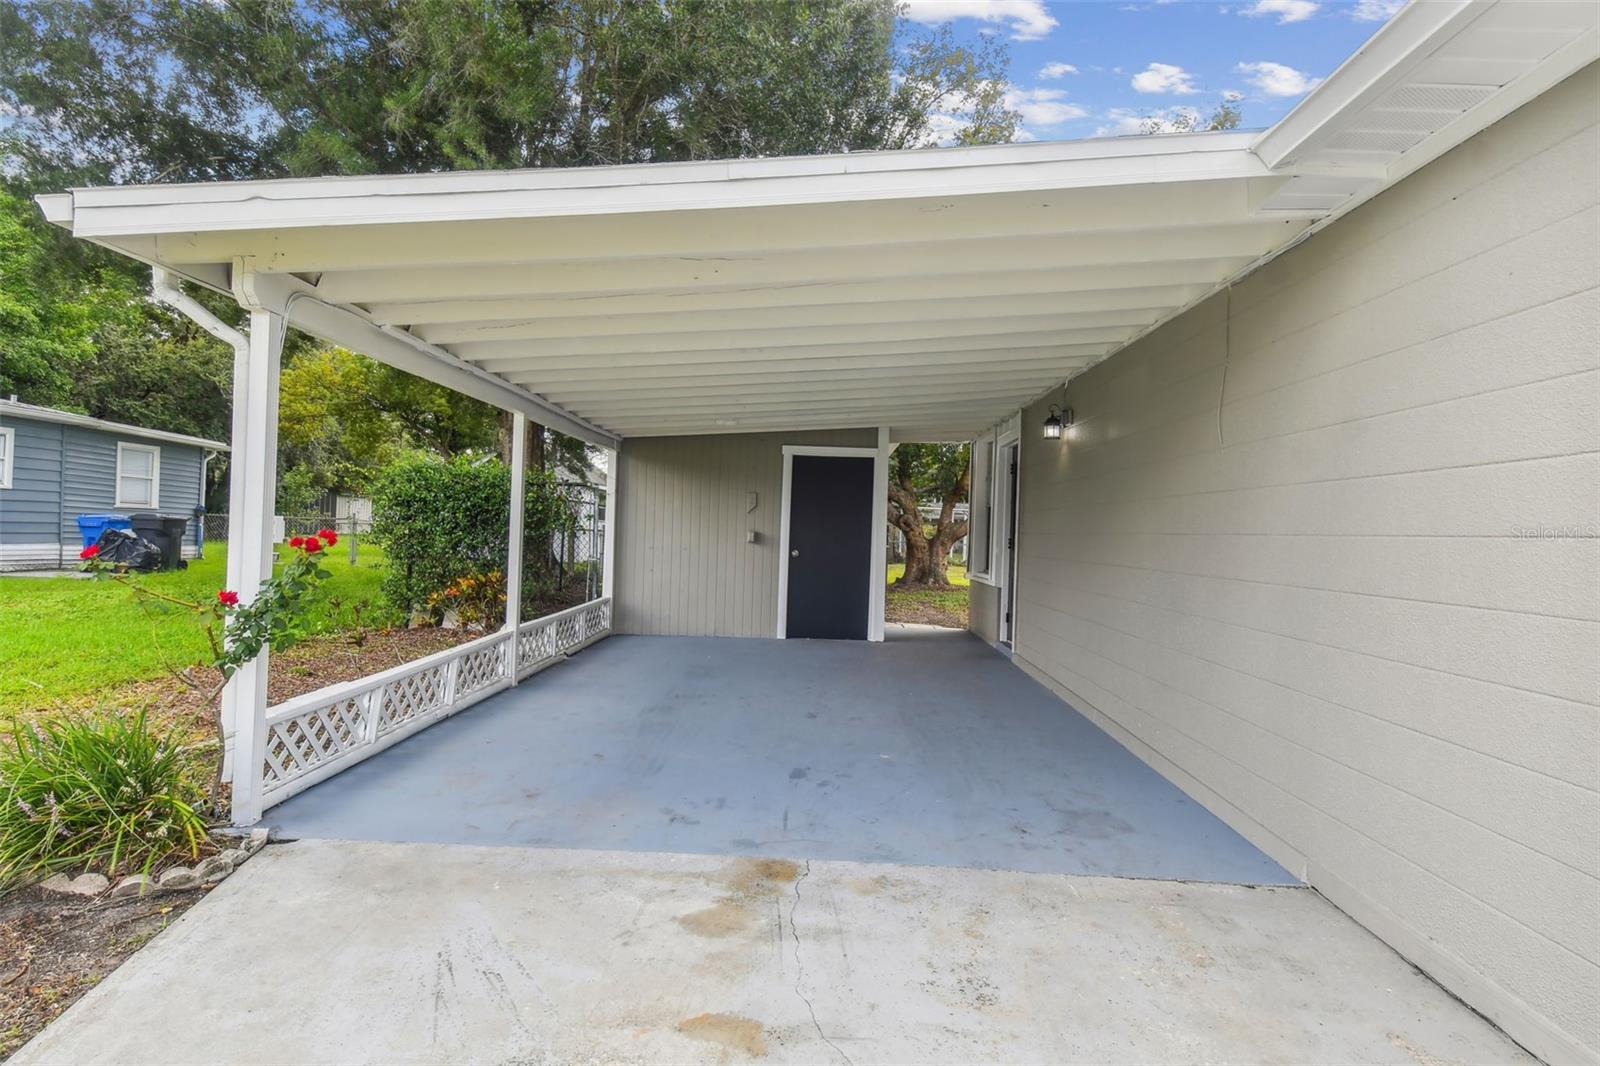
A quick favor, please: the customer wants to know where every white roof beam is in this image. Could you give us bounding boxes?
[570,382,1054,418]
[365,262,1245,325]
[504,347,1106,388]
[449,311,1152,363]
[314,222,1298,304]
[412,288,1195,345]
[542,363,1090,403]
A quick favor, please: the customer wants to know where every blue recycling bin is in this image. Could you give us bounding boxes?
[76,513,131,548]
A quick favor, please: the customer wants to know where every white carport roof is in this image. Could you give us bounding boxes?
[36,0,1596,447]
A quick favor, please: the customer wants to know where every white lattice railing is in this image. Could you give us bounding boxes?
[259,597,611,809]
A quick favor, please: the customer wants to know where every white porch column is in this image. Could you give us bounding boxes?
[225,307,284,825]
[869,426,890,642]
[504,411,527,682]
[602,445,618,602]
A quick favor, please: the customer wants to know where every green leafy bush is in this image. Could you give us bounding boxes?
[0,711,206,888]
[369,454,575,620]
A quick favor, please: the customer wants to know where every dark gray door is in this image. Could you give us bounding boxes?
[785,454,873,640]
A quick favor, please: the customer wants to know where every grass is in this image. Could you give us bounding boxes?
[0,543,389,712]
[885,562,970,628]
[886,562,969,587]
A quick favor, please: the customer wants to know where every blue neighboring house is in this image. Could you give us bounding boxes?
[0,398,227,571]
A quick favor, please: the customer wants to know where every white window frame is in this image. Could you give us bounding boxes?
[775,440,888,642]
[0,426,14,489]
[115,441,161,509]
[968,431,997,582]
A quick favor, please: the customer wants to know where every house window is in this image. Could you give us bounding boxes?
[968,433,994,579]
[0,427,13,489]
[116,442,160,508]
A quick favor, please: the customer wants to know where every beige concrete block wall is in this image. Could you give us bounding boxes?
[614,428,876,637]
[1009,64,1600,1064]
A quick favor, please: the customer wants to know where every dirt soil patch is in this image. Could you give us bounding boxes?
[9,626,481,747]
[885,583,969,629]
[1,883,205,1060]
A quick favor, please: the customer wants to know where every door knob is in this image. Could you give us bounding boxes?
[791,549,799,557]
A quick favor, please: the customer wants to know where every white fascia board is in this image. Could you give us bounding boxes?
[235,272,620,450]
[55,134,1267,239]
[1252,0,1490,170]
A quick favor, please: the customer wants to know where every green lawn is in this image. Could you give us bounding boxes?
[0,544,389,711]
[886,562,969,587]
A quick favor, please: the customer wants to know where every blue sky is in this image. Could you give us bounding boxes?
[901,0,1404,140]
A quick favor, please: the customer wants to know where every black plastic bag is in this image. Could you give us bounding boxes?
[93,528,163,571]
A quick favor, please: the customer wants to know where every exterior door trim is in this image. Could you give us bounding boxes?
[776,443,887,642]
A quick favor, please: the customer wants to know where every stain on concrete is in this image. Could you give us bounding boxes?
[676,859,803,940]
[788,768,808,780]
[677,900,752,939]
[678,1012,768,1057]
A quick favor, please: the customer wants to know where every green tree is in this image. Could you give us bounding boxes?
[3,0,1020,509]
[888,443,970,587]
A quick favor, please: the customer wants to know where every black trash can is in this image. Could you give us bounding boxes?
[129,513,190,571]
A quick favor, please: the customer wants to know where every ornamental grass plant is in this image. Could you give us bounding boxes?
[0,710,206,889]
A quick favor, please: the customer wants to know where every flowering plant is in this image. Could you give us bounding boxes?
[79,528,339,806]
[427,569,505,630]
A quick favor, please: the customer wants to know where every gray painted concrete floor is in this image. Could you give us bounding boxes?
[269,629,1294,885]
[14,840,1532,1066]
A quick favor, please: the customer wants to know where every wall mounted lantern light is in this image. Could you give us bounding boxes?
[1044,403,1073,441]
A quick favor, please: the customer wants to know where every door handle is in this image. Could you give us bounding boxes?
[791,549,800,557]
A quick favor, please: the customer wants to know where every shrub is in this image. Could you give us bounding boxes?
[369,454,575,619]
[0,711,206,888]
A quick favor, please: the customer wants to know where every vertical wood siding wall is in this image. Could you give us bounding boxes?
[614,428,876,637]
[1006,65,1598,1064]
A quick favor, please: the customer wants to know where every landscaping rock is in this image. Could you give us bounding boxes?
[217,848,249,869]
[39,872,110,897]
[245,828,271,854]
[194,854,236,882]
[157,866,202,891]
[110,874,154,899]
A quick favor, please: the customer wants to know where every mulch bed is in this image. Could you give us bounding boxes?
[0,883,206,1060]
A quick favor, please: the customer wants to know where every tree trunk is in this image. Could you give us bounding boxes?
[498,412,547,472]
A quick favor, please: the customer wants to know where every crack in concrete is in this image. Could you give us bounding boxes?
[789,860,854,1066]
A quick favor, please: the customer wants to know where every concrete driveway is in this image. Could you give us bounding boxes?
[15,839,1531,1065]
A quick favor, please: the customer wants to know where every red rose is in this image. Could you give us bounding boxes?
[217,589,240,606]
[319,528,339,546]
[79,544,101,560]
[289,536,305,548]
[302,536,323,553]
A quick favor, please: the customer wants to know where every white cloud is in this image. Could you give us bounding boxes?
[1350,0,1404,20]
[1131,62,1199,95]
[900,1,1059,41]
[1006,87,1089,128]
[1240,0,1319,23]
[1038,62,1080,79]
[1235,60,1322,96]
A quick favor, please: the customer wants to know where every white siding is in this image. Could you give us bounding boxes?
[1009,64,1599,1065]
[614,428,876,637]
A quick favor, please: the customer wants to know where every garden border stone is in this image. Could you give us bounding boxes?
[38,827,272,899]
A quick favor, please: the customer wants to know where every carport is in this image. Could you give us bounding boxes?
[266,628,1294,885]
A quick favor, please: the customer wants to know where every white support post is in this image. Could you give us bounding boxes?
[602,446,618,602]
[869,426,890,642]
[505,411,527,682]
[224,307,285,826]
